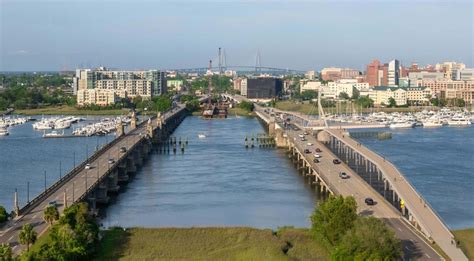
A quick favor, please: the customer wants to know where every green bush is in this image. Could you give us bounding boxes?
[0,206,7,223]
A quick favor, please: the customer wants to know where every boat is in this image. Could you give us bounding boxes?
[447,116,471,126]
[389,122,415,128]
[43,130,65,138]
[0,127,9,136]
[422,120,443,128]
[198,134,206,139]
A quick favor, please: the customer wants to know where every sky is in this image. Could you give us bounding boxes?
[0,0,473,71]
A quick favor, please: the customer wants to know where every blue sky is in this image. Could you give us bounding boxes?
[1,0,472,71]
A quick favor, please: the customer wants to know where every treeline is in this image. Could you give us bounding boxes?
[311,196,402,260]
[190,75,232,93]
[0,74,70,89]
[22,203,99,260]
[0,87,76,111]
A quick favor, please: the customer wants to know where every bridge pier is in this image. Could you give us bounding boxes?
[107,170,120,193]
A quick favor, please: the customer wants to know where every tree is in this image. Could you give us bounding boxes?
[44,205,60,226]
[0,243,12,261]
[338,92,350,100]
[351,88,360,100]
[300,90,318,101]
[19,224,37,252]
[332,217,402,260]
[0,206,8,223]
[310,195,358,247]
[354,96,374,108]
[388,97,397,108]
[238,101,254,112]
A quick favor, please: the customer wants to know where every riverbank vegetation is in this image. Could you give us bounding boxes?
[15,105,127,115]
[93,227,329,260]
[453,228,474,260]
[0,206,7,223]
[22,203,99,260]
[311,195,402,260]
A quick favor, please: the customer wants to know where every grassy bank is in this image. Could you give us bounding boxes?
[94,227,329,260]
[454,228,474,260]
[15,105,127,116]
[275,101,319,115]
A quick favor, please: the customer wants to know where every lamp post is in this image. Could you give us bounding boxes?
[44,171,47,192]
[59,160,62,179]
[27,181,29,203]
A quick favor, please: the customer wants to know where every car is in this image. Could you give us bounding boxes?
[314,154,321,158]
[339,172,349,179]
[298,134,304,138]
[333,159,341,164]
[304,149,311,154]
[108,158,115,164]
[303,132,308,135]
[365,197,375,205]
[315,148,322,153]
[313,158,320,163]
[120,147,127,153]
[307,142,313,146]
[300,138,306,141]
[48,201,57,207]
[85,163,91,170]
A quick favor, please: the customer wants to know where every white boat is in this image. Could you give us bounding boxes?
[0,127,9,136]
[198,134,206,139]
[423,121,443,128]
[447,116,471,126]
[43,130,64,138]
[389,122,415,128]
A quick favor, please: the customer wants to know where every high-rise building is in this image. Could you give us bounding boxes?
[388,59,400,86]
[73,68,167,106]
[365,60,382,87]
[435,61,466,79]
[242,78,282,99]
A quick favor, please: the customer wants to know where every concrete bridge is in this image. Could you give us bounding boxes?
[252,104,467,260]
[0,105,188,255]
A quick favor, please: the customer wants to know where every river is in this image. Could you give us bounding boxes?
[1,116,472,229]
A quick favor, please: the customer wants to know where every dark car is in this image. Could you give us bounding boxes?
[339,172,349,179]
[313,158,320,163]
[304,149,311,154]
[120,147,127,153]
[333,159,341,164]
[108,158,115,164]
[365,198,375,205]
[315,148,322,153]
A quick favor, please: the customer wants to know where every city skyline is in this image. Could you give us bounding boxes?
[1,0,473,71]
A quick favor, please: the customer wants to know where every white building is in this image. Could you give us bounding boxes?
[388,59,400,86]
[320,79,370,99]
[369,86,407,106]
[300,80,321,93]
[305,70,317,80]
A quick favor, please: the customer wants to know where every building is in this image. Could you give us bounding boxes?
[408,71,445,86]
[369,86,407,106]
[242,78,282,100]
[233,78,243,92]
[167,79,184,92]
[455,68,474,81]
[320,67,359,81]
[305,70,317,80]
[435,61,466,79]
[73,68,167,106]
[406,87,431,103]
[388,59,400,86]
[366,60,382,86]
[300,80,321,93]
[76,89,119,106]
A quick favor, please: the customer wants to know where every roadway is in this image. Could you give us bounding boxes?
[0,106,184,255]
[284,123,442,260]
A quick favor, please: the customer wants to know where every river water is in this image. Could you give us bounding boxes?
[1,116,472,229]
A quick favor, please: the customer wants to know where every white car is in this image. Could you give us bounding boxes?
[307,142,313,146]
[314,154,321,158]
[298,134,304,138]
[85,164,91,170]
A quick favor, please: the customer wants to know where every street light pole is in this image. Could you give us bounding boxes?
[44,171,47,192]
[59,160,62,179]
[73,151,76,168]
[27,181,29,203]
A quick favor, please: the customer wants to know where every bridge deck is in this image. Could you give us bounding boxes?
[326,128,467,261]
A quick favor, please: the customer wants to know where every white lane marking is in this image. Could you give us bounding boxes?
[8,235,15,241]
[33,213,39,219]
[397,227,402,231]
[425,253,431,259]
[12,245,18,250]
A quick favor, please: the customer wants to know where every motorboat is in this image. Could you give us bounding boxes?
[198,134,206,139]
[389,121,415,128]
[447,116,471,126]
[0,127,9,136]
[422,120,443,128]
[43,130,65,138]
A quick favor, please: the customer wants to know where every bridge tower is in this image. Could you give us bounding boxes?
[116,118,124,137]
[146,118,153,138]
[157,112,164,129]
[255,50,261,73]
[130,110,137,130]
